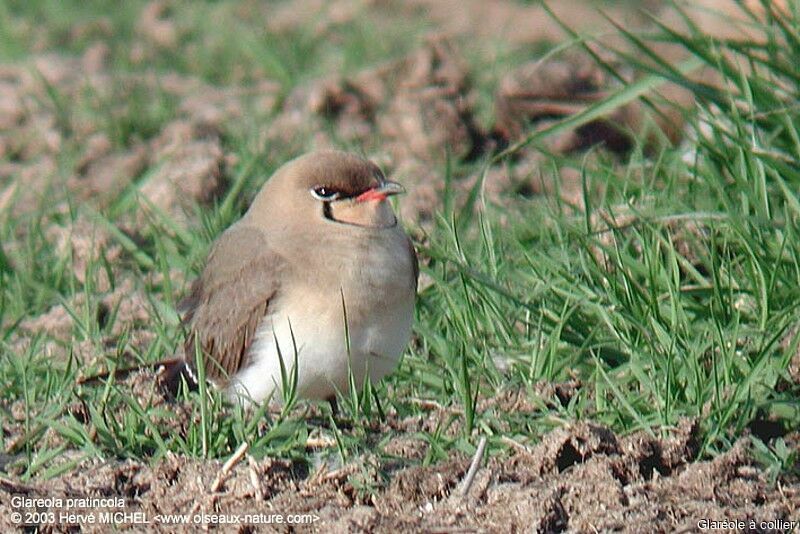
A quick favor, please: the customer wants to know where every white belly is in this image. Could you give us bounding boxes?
[229,284,414,403]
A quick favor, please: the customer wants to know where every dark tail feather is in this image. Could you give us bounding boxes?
[156,358,200,397]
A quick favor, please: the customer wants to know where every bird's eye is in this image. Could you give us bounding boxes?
[310,186,340,201]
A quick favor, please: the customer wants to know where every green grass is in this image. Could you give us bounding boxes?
[1,0,798,484]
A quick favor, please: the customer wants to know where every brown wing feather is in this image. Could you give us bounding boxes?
[181,225,284,385]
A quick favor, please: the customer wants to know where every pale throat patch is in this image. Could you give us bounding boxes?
[329,199,396,228]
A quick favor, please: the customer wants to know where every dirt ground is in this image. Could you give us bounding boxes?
[1,407,798,532]
[2,0,799,532]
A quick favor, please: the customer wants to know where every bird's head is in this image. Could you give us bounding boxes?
[248,151,404,230]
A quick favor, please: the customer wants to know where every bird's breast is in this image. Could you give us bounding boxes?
[229,229,415,403]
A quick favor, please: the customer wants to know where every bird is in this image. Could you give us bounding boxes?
[168,150,418,405]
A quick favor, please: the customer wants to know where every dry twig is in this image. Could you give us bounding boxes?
[459,436,488,497]
[189,442,249,514]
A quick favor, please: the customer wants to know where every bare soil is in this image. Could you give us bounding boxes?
[1,409,798,532]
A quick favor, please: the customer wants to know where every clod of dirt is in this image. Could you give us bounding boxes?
[655,417,701,471]
[377,37,487,163]
[31,53,84,89]
[71,143,150,202]
[479,387,541,414]
[383,456,469,512]
[382,436,430,461]
[75,133,113,173]
[178,80,280,130]
[69,17,113,43]
[82,42,110,74]
[393,402,463,438]
[0,160,55,216]
[12,115,62,162]
[616,418,700,482]
[139,121,227,221]
[99,278,152,337]
[279,35,486,163]
[136,1,178,49]
[494,57,635,155]
[0,79,24,131]
[308,73,383,141]
[624,439,784,531]
[15,277,151,365]
[532,422,620,475]
[402,0,651,47]
[46,214,122,292]
[267,0,365,36]
[533,378,583,408]
[17,295,85,341]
